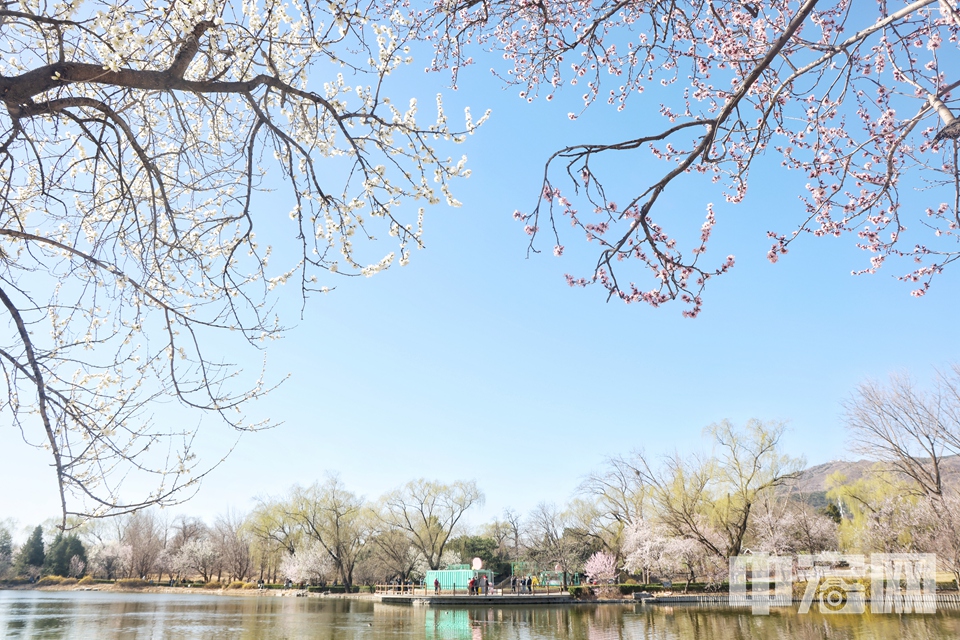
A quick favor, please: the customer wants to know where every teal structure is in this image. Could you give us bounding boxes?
[425,568,495,591]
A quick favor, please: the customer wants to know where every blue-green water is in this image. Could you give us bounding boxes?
[1,591,960,639]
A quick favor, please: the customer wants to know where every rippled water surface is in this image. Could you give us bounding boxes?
[1,591,960,639]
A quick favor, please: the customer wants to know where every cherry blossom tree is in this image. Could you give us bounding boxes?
[87,541,129,580]
[583,550,617,584]
[279,540,334,585]
[175,535,221,583]
[621,519,667,584]
[0,0,484,526]
[622,518,718,589]
[749,491,838,554]
[402,0,960,315]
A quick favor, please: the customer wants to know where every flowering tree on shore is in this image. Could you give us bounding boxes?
[402,0,960,315]
[0,0,483,525]
[174,537,220,583]
[279,540,334,585]
[584,550,617,584]
[623,519,717,588]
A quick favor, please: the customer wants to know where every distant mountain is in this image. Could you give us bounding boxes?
[789,455,960,495]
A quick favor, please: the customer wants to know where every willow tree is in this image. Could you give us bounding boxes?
[0,0,483,525]
[631,419,802,559]
[379,478,483,570]
[288,475,370,589]
[404,0,960,315]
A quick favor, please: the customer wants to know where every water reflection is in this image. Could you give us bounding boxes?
[2,592,960,639]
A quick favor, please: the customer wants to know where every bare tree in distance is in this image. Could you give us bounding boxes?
[365,526,419,582]
[843,369,960,496]
[0,0,484,526]
[213,510,253,583]
[120,509,165,579]
[844,368,960,584]
[525,501,586,590]
[400,0,960,315]
[501,507,525,562]
[577,454,649,559]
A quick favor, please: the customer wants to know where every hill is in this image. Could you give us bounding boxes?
[788,455,960,503]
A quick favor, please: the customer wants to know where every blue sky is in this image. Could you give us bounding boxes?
[2,31,959,534]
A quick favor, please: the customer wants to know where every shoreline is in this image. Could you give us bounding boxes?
[6,585,959,610]
[0,584,379,598]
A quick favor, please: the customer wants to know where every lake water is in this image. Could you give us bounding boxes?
[2,591,960,639]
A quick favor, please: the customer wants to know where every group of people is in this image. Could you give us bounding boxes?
[510,575,538,594]
[426,573,543,596]
[391,577,414,593]
[467,574,491,595]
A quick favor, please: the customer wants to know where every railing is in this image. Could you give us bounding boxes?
[374,584,428,595]
[375,583,563,596]
[502,584,559,596]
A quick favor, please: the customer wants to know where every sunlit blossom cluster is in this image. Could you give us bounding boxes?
[0,0,486,522]
[396,0,960,312]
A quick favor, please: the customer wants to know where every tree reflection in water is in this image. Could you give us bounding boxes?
[1,593,960,639]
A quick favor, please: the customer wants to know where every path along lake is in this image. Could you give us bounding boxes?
[2,591,960,639]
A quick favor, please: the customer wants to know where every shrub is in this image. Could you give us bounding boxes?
[116,578,148,588]
[227,581,246,590]
[307,585,361,594]
[204,581,223,589]
[60,577,77,586]
[617,584,651,595]
[241,582,257,589]
[78,576,95,586]
[568,586,594,599]
[0,578,32,587]
[37,575,64,586]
